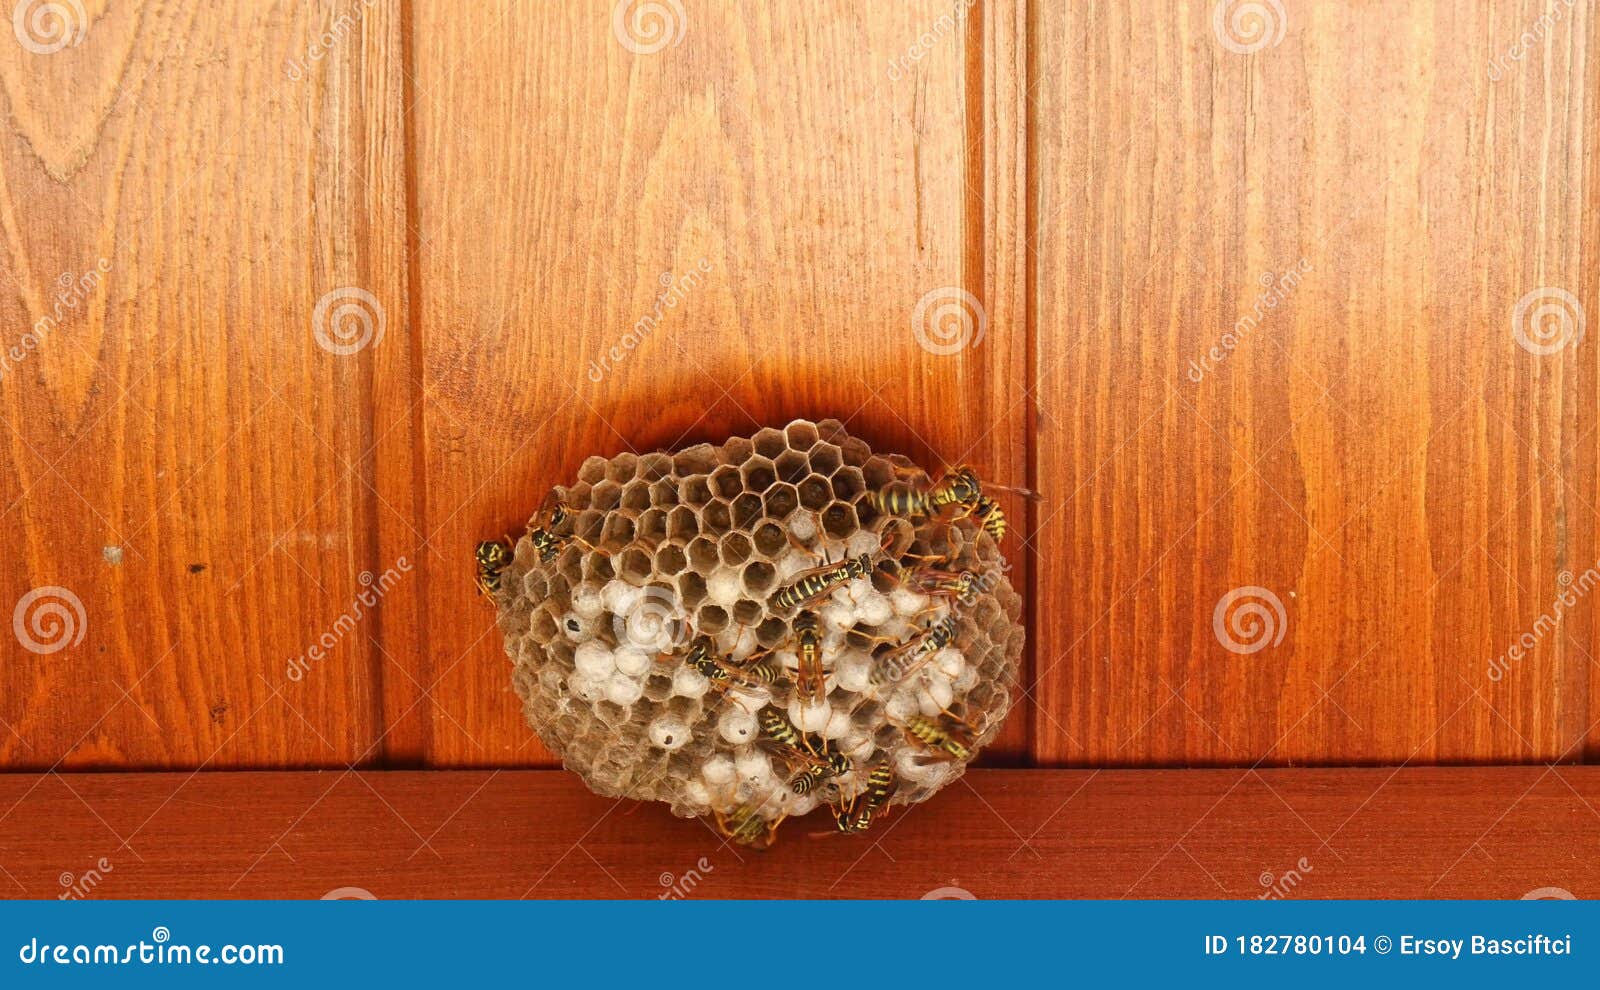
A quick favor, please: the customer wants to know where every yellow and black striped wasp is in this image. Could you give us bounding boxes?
[474,538,514,601]
[834,758,897,834]
[672,636,781,692]
[791,610,827,705]
[757,707,850,795]
[769,552,876,611]
[528,500,604,562]
[871,613,960,685]
[712,804,785,849]
[866,464,1039,544]
[902,711,978,762]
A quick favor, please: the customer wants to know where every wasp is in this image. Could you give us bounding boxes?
[835,758,897,834]
[758,707,850,794]
[770,553,875,611]
[866,465,1039,543]
[791,610,826,704]
[902,712,977,761]
[712,805,785,849]
[872,613,959,685]
[904,565,977,601]
[675,637,779,691]
[528,500,610,562]
[474,538,514,600]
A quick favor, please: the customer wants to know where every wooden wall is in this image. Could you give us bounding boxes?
[1,0,1596,777]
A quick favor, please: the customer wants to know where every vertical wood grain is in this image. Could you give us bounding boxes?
[0,1,406,767]
[403,0,1029,766]
[1030,0,1597,765]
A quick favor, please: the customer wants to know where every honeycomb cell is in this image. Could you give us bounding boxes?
[719,532,753,567]
[591,480,622,511]
[808,443,843,476]
[740,457,776,493]
[784,421,819,450]
[686,537,719,571]
[774,449,809,484]
[703,500,732,533]
[492,419,1022,845]
[666,506,698,541]
[619,481,650,512]
[637,451,673,481]
[637,508,667,545]
[602,513,636,546]
[796,475,832,512]
[752,428,787,459]
[762,483,798,520]
[655,543,687,576]
[820,502,858,540]
[730,493,762,529]
[831,466,866,502]
[578,456,610,485]
[679,476,713,508]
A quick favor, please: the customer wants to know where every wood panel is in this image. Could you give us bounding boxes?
[403,0,1030,765]
[0,2,408,768]
[1031,1,1600,764]
[1,767,1596,898]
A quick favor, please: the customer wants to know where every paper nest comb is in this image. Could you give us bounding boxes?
[487,419,1023,846]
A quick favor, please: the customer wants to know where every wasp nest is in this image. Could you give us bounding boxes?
[485,419,1023,846]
